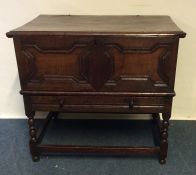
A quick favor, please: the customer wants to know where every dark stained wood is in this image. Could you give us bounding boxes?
[80,39,114,90]
[12,35,180,93]
[6,15,185,164]
[6,15,186,37]
[26,110,40,161]
[37,145,160,155]
[159,112,171,164]
[29,96,171,113]
[20,90,176,96]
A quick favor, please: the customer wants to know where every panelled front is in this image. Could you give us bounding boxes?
[14,35,179,93]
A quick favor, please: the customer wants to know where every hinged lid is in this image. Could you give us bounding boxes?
[6,15,186,38]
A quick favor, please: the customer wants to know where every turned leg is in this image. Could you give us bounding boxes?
[27,111,40,161]
[159,112,170,164]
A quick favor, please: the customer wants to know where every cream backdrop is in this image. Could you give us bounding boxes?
[0,0,196,119]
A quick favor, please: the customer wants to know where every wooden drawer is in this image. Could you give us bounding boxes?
[31,96,172,113]
[16,35,179,93]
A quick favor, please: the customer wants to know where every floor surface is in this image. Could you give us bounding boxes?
[0,118,195,175]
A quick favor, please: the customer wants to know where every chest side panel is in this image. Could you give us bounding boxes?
[13,35,179,93]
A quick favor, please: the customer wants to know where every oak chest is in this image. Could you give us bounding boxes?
[7,15,186,163]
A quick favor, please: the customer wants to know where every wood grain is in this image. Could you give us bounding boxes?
[6,15,186,37]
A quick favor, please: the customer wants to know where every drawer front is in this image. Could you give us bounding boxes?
[30,96,172,113]
[15,35,179,93]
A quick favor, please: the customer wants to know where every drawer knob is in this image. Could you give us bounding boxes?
[129,100,134,109]
[59,99,64,109]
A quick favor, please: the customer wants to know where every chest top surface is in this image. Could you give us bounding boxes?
[7,15,185,37]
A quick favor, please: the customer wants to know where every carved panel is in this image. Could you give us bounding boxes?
[21,37,174,91]
[22,50,39,83]
[106,43,171,87]
[22,43,88,85]
[80,40,114,90]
